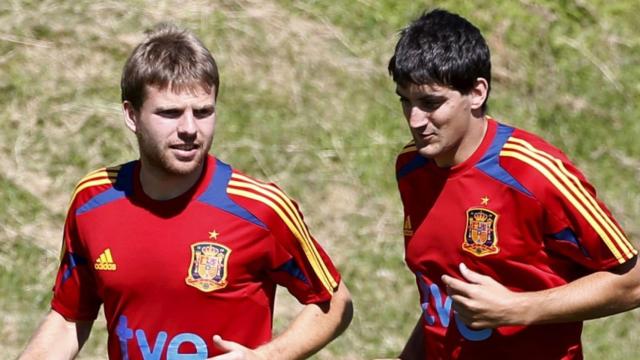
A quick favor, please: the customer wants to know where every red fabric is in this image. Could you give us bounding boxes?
[52,155,340,359]
[397,117,635,359]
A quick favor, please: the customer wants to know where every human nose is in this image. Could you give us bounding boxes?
[177,110,197,136]
[408,106,429,129]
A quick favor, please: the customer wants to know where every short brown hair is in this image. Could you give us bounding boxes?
[121,23,219,110]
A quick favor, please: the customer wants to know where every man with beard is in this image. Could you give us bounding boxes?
[20,24,352,360]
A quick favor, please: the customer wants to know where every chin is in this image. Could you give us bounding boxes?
[417,146,439,159]
[141,144,209,178]
[166,165,200,176]
[159,154,206,176]
[169,160,204,176]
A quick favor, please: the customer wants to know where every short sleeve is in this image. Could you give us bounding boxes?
[500,131,636,270]
[51,200,102,320]
[521,144,638,269]
[263,193,340,304]
[226,171,342,304]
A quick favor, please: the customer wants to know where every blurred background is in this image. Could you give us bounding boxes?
[1,0,639,358]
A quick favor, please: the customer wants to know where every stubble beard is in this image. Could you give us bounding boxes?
[136,131,212,178]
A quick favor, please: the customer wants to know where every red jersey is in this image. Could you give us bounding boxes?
[396,117,636,359]
[52,155,341,359]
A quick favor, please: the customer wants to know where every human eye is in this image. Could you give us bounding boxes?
[156,109,182,119]
[193,106,215,119]
[419,97,445,112]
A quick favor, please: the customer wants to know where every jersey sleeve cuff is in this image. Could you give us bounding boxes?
[51,299,99,322]
[299,276,342,305]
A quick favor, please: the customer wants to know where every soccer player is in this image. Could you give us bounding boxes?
[19,24,352,360]
[384,9,640,359]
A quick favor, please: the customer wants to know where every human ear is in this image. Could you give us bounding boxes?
[469,78,489,110]
[123,101,138,133]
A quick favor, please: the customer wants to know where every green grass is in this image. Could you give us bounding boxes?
[1,0,639,358]
[0,176,56,355]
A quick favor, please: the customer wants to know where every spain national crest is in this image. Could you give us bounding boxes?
[185,242,231,292]
[463,208,499,257]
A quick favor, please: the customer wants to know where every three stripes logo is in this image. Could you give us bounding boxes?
[95,248,117,271]
[227,172,338,293]
[501,136,636,263]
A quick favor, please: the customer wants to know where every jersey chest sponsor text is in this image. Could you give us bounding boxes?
[116,315,209,359]
[417,272,493,341]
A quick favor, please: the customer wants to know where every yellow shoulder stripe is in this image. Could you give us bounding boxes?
[60,166,121,263]
[227,173,337,292]
[68,167,120,208]
[501,138,635,262]
[59,241,67,263]
[399,140,417,155]
[228,174,337,292]
[506,138,634,253]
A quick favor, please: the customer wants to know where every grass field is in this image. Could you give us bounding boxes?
[1,0,639,358]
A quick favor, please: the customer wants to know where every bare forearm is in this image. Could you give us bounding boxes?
[256,281,353,360]
[519,259,640,325]
[20,310,93,360]
[444,259,640,329]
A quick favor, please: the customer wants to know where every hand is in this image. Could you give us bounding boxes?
[209,335,268,360]
[441,263,526,328]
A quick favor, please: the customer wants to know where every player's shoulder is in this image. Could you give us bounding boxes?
[507,126,566,155]
[68,160,136,210]
[499,125,573,170]
[495,121,589,199]
[396,140,418,164]
[226,168,303,229]
[227,168,289,199]
[395,139,431,181]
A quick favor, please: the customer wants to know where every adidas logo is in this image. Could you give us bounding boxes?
[95,248,117,271]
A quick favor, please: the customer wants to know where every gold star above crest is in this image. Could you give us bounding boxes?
[208,230,219,240]
[481,196,490,206]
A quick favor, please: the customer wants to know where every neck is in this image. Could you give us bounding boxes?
[138,161,205,201]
